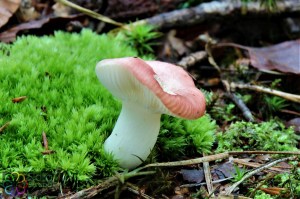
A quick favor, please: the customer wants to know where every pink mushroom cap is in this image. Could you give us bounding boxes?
[96,57,206,119]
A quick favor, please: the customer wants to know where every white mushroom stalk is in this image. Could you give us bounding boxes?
[104,101,161,169]
[96,57,206,169]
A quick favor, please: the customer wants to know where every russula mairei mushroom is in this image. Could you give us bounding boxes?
[95,57,206,169]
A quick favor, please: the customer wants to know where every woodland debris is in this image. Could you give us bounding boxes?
[229,82,300,104]
[177,51,207,69]
[202,153,214,196]
[218,39,300,75]
[133,0,300,29]
[12,96,27,103]
[225,156,297,195]
[0,0,21,28]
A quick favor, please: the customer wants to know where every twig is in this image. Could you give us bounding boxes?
[206,39,255,121]
[230,82,300,103]
[54,0,124,27]
[229,151,300,155]
[126,183,154,199]
[225,156,296,194]
[177,51,207,69]
[249,173,276,198]
[59,170,156,199]
[0,121,10,133]
[202,153,214,196]
[224,92,254,122]
[141,153,229,168]
[132,0,300,29]
[140,151,300,169]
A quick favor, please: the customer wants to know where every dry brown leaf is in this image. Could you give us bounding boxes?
[218,40,300,74]
[0,0,21,28]
[12,96,27,103]
[0,14,83,42]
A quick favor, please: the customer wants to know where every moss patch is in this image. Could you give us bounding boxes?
[0,29,216,187]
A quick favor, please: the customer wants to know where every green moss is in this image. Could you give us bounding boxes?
[0,29,137,183]
[0,29,217,188]
[216,120,299,152]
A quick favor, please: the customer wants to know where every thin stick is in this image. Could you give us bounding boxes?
[141,153,229,168]
[225,92,254,122]
[55,0,124,27]
[126,183,155,199]
[230,82,300,103]
[229,151,300,155]
[225,156,296,194]
[202,153,214,196]
[177,51,207,69]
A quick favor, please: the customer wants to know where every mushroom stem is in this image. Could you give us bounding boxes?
[104,101,161,169]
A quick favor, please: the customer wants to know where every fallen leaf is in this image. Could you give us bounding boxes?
[218,40,300,74]
[260,187,287,196]
[0,0,21,28]
[180,169,204,183]
[286,118,300,132]
[0,14,83,42]
[12,96,27,103]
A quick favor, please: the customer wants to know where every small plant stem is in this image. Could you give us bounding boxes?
[225,156,297,195]
[0,121,10,133]
[230,82,300,103]
[202,153,214,196]
[55,0,124,27]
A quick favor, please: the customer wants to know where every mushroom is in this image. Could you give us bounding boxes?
[95,57,206,169]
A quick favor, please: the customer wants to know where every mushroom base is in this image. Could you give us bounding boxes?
[104,101,161,169]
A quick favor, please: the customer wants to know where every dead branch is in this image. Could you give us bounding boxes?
[225,156,296,195]
[134,0,300,29]
[177,51,207,69]
[230,82,300,103]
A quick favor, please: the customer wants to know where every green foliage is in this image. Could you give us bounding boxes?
[241,0,278,11]
[231,165,246,182]
[211,102,237,122]
[158,114,217,160]
[0,29,138,186]
[123,24,161,56]
[0,28,216,189]
[254,191,274,199]
[216,120,299,152]
[263,96,288,116]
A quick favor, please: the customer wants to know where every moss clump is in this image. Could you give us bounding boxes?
[0,29,217,188]
[0,29,139,183]
[216,121,299,152]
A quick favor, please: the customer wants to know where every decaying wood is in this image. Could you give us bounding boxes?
[135,0,300,29]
